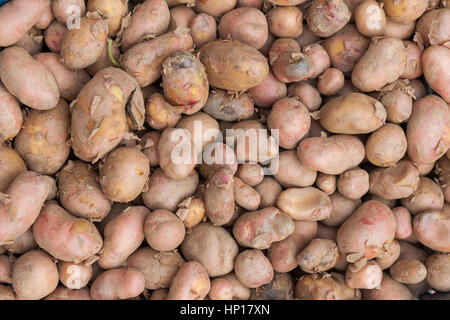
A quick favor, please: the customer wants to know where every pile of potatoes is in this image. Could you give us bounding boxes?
[0,0,449,301]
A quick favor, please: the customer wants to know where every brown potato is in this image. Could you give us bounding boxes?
[322,192,361,227]
[422,46,450,103]
[425,253,450,292]
[236,163,264,187]
[382,0,427,23]
[144,209,185,252]
[306,0,351,37]
[400,177,444,214]
[401,40,423,79]
[199,142,238,179]
[274,150,317,188]
[295,272,361,300]
[234,250,274,289]
[90,268,145,300]
[233,178,261,211]
[366,124,408,167]
[354,0,386,37]
[345,260,383,289]
[383,19,415,39]
[45,287,91,300]
[175,112,219,152]
[167,261,211,300]
[315,173,337,195]
[303,43,332,80]
[376,239,401,270]
[86,39,120,77]
[145,93,182,130]
[250,272,295,300]
[0,85,22,144]
[317,68,345,96]
[337,168,369,200]
[208,278,233,300]
[3,229,37,255]
[189,13,217,48]
[267,6,303,38]
[390,259,427,284]
[52,0,86,26]
[254,177,283,209]
[412,210,450,252]
[0,144,26,193]
[58,262,93,290]
[296,239,340,273]
[14,27,43,55]
[288,81,322,112]
[249,71,287,108]
[392,207,413,240]
[415,9,450,46]
[380,86,413,124]
[193,0,237,17]
[203,90,254,122]
[362,273,413,300]
[87,0,128,36]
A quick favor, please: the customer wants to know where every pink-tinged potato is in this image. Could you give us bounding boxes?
[413,210,450,252]
[254,177,283,209]
[296,238,340,273]
[437,157,450,203]
[392,207,413,240]
[167,261,211,300]
[234,250,274,289]
[249,71,287,108]
[233,207,294,249]
[362,273,413,300]
[145,93,182,130]
[303,43,331,79]
[267,0,308,5]
[268,221,317,272]
[176,197,206,229]
[193,0,237,17]
[127,247,185,290]
[60,17,108,70]
[86,39,120,77]
[383,19,415,39]
[0,46,59,110]
[203,90,254,122]
[32,202,103,263]
[12,250,59,300]
[139,131,160,167]
[58,261,93,290]
[390,259,427,284]
[415,9,450,46]
[366,123,407,167]
[0,255,12,284]
[209,278,233,300]
[237,163,264,187]
[380,86,413,124]
[121,27,193,88]
[233,178,261,211]
[3,229,37,255]
[189,13,217,48]
[401,41,422,79]
[337,168,369,200]
[315,173,337,195]
[204,169,235,226]
[351,37,406,92]
[149,289,168,300]
[376,239,400,270]
[219,273,251,300]
[337,200,396,266]
[0,171,51,246]
[52,0,86,26]
[199,142,238,180]
[250,272,295,300]
[34,0,53,29]
[0,144,26,194]
[98,206,149,269]
[407,95,450,164]
[274,150,317,188]
[306,0,351,37]
[142,168,198,212]
[277,187,332,221]
[354,0,386,37]
[296,23,321,47]
[14,99,70,175]
[425,253,450,292]
[87,0,128,36]
[71,67,145,163]
[322,192,361,227]
[175,112,219,153]
[218,7,268,49]
[237,0,263,8]
[382,0,427,23]
[181,223,238,277]
[267,6,303,38]
[400,177,444,215]
[346,260,383,289]
[288,82,322,112]
[44,20,67,53]
[422,46,450,103]
[0,0,49,47]
[90,268,145,300]
[13,27,43,55]
[318,68,345,96]
[58,161,111,220]
[34,52,90,101]
[144,209,185,252]
[0,84,22,143]
[45,287,91,300]
[297,135,365,175]
[295,272,361,300]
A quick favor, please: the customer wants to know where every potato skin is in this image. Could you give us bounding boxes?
[415,9,450,46]
[3,229,37,255]
[45,287,91,300]
[306,0,351,37]
[90,268,145,300]
[233,177,261,211]
[274,150,317,188]
[144,209,185,252]
[362,273,412,300]
[255,177,283,209]
[425,253,450,292]
[0,84,22,143]
[354,0,386,37]
[295,272,361,300]
[412,210,450,253]
[268,6,303,39]
[167,261,211,300]
[44,20,67,53]
[337,168,369,200]
[52,0,86,26]
[14,99,70,175]
[322,192,361,227]
[12,250,59,300]
[234,250,274,289]
[422,46,450,103]
[296,239,340,273]
[0,145,26,193]
[288,81,321,112]
[189,13,217,48]
[203,90,254,122]
[365,123,407,167]
[400,177,444,214]
[406,95,450,164]
[58,261,93,290]
[87,0,128,36]
[193,0,237,17]
[345,260,383,289]
[14,26,43,55]
[199,40,269,91]
[401,41,422,80]
[71,67,145,163]
[382,0,427,23]
[236,163,264,187]
[390,259,427,284]
[32,203,103,263]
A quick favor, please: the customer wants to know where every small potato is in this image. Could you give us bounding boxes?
[400,177,444,214]
[99,147,150,203]
[254,177,283,209]
[12,250,59,300]
[322,192,361,227]
[60,17,108,70]
[297,135,366,175]
[415,9,450,46]
[14,27,43,55]
[296,239,340,273]
[249,71,287,108]
[204,169,235,226]
[86,39,120,77]
[181,223,238,277]
[236,163,264,187]
[52,0,86,26]
[380,87,413,124]
[199,142,238,179]
[250,272,295,300]
[274,150,317,188]
[318,93,386,135]
[302,43,331,79]
[277,187,332,221]
[90,268,145,300]
[295,272,361,300]
[209,279,233,300]
[392,207,413,240]
[345,260,383,289]
[390,259,427,284]
[422,46,450,103]
[317,68,345,96]
[362,273,412,300]
[267,6,303,38]
[351,37,406,92]
[233,178,261,211]
[425,253,450,292]
[220,273,251,300]
[382,0,427,23]
[169,5,196,30]
[337,168,369,200]
[354,0,386,37]
[58,261,93,290]
[142,168,198,212]
[176,197,206,229]
[87,0,128,36]
[376,239,400,270]
[14,99,70,175]
[126,247,185,290]
[288,82,322,112]
[0,144,26,193]
[412,210,450,252]
[0,85,22,143]
[193,0,237,17]
[203,90,254,122]
[189,13,217,48]
[234,250,274,289]
[383,19,415,39]
[146,93,182,130]
[167,261,211,300]
[233,207,295,249]
[120,0,170,51]
[401,41,423,79]
[144,209,185,252]
[218,7,268,49]
[3,229,37,255]
[45,287,91,300]
[306,0,351,37]
[315,173,337,195]
[365,123,407,167]
[139,132,160,167]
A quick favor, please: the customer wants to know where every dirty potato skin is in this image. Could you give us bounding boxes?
[0,84,22,143]
[203,90,254,122]
[87,0,128,36]
[365,123,407,167]
[295,272,361,300]
[422,46,450,103]
[144,209,186,252]
[167,261,211,300]
[234,249,274,289]
[382,0,427,23]
[189,12,217,48]
[204,169,235,226]
[0,145,26,194]
[306,0,351,37]
[90,267,145,300]
[412,210,450,253]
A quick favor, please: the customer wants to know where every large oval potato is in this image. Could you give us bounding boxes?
[90,268,145,300]
[277,188,332,221]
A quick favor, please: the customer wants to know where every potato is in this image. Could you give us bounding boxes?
[175,196,205,229]
[380,87,413,124]
[250,272,295,300]
[14,99,70,175]
[234,250,273,289]
[87,0,128,36]
[199,40,269,91]
[354,0,386,37]
[362,273,412,300]
[422,46,450,103]
[401,40,423,79]
[0,255,12,284]
[295,272,361,300]
[0,85,22,144]
[90,268,145,300]
[425,253,450,292]
[145,93,182,130]
[415,9,450,46]
[303,43,332,79]
[236,164,264,187]
[376,239,400,270]
[86,40,120,76]
[254,177,283,209]
[337,168,369,200]
[296,239,339,273]
[71,67,145,163]
[412,210,450,252]
[392,207,413,240]
[233,178,261,211]
[317,68,345,96]
[382,0,427,23]
[204,169,235,226]
[297,135,365,175]
[169,6,196,31]
[400,177,444,214]
[43,20,67,53]
[345,260,383,289]
[383,19,415,39]
[139,132,160,167]
[267,6,303,38]
[203,90,254,122]
[0,171,51,246]
[267,0,307,5]
[45,287,92,300]
[193,0,237,17]
[323,24,370,74]
[274,150,317,188]
[0,144,26,193]
[322,192,361,227]
[209,278,233,300]
[287,82,321,112]
[267,98,311,149]
[144,209,185,252]
[52,0,86,26]
[14,27,43,55]
[58,261,93,290]
[337,200,396,266]
[219,272,251,300]
[199,142,238,180]
[351,37,406,92]
[277,187,332,221]
[248,72,287,108]
[149,289,168,300]
[296,23,321,47]
[3,229,37,255]
[306,0,351,37]
[188,13,217,48]
[175,112,219,153]
[167,260,211,299]
[237,0,263,7]
[390,259,427,284]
